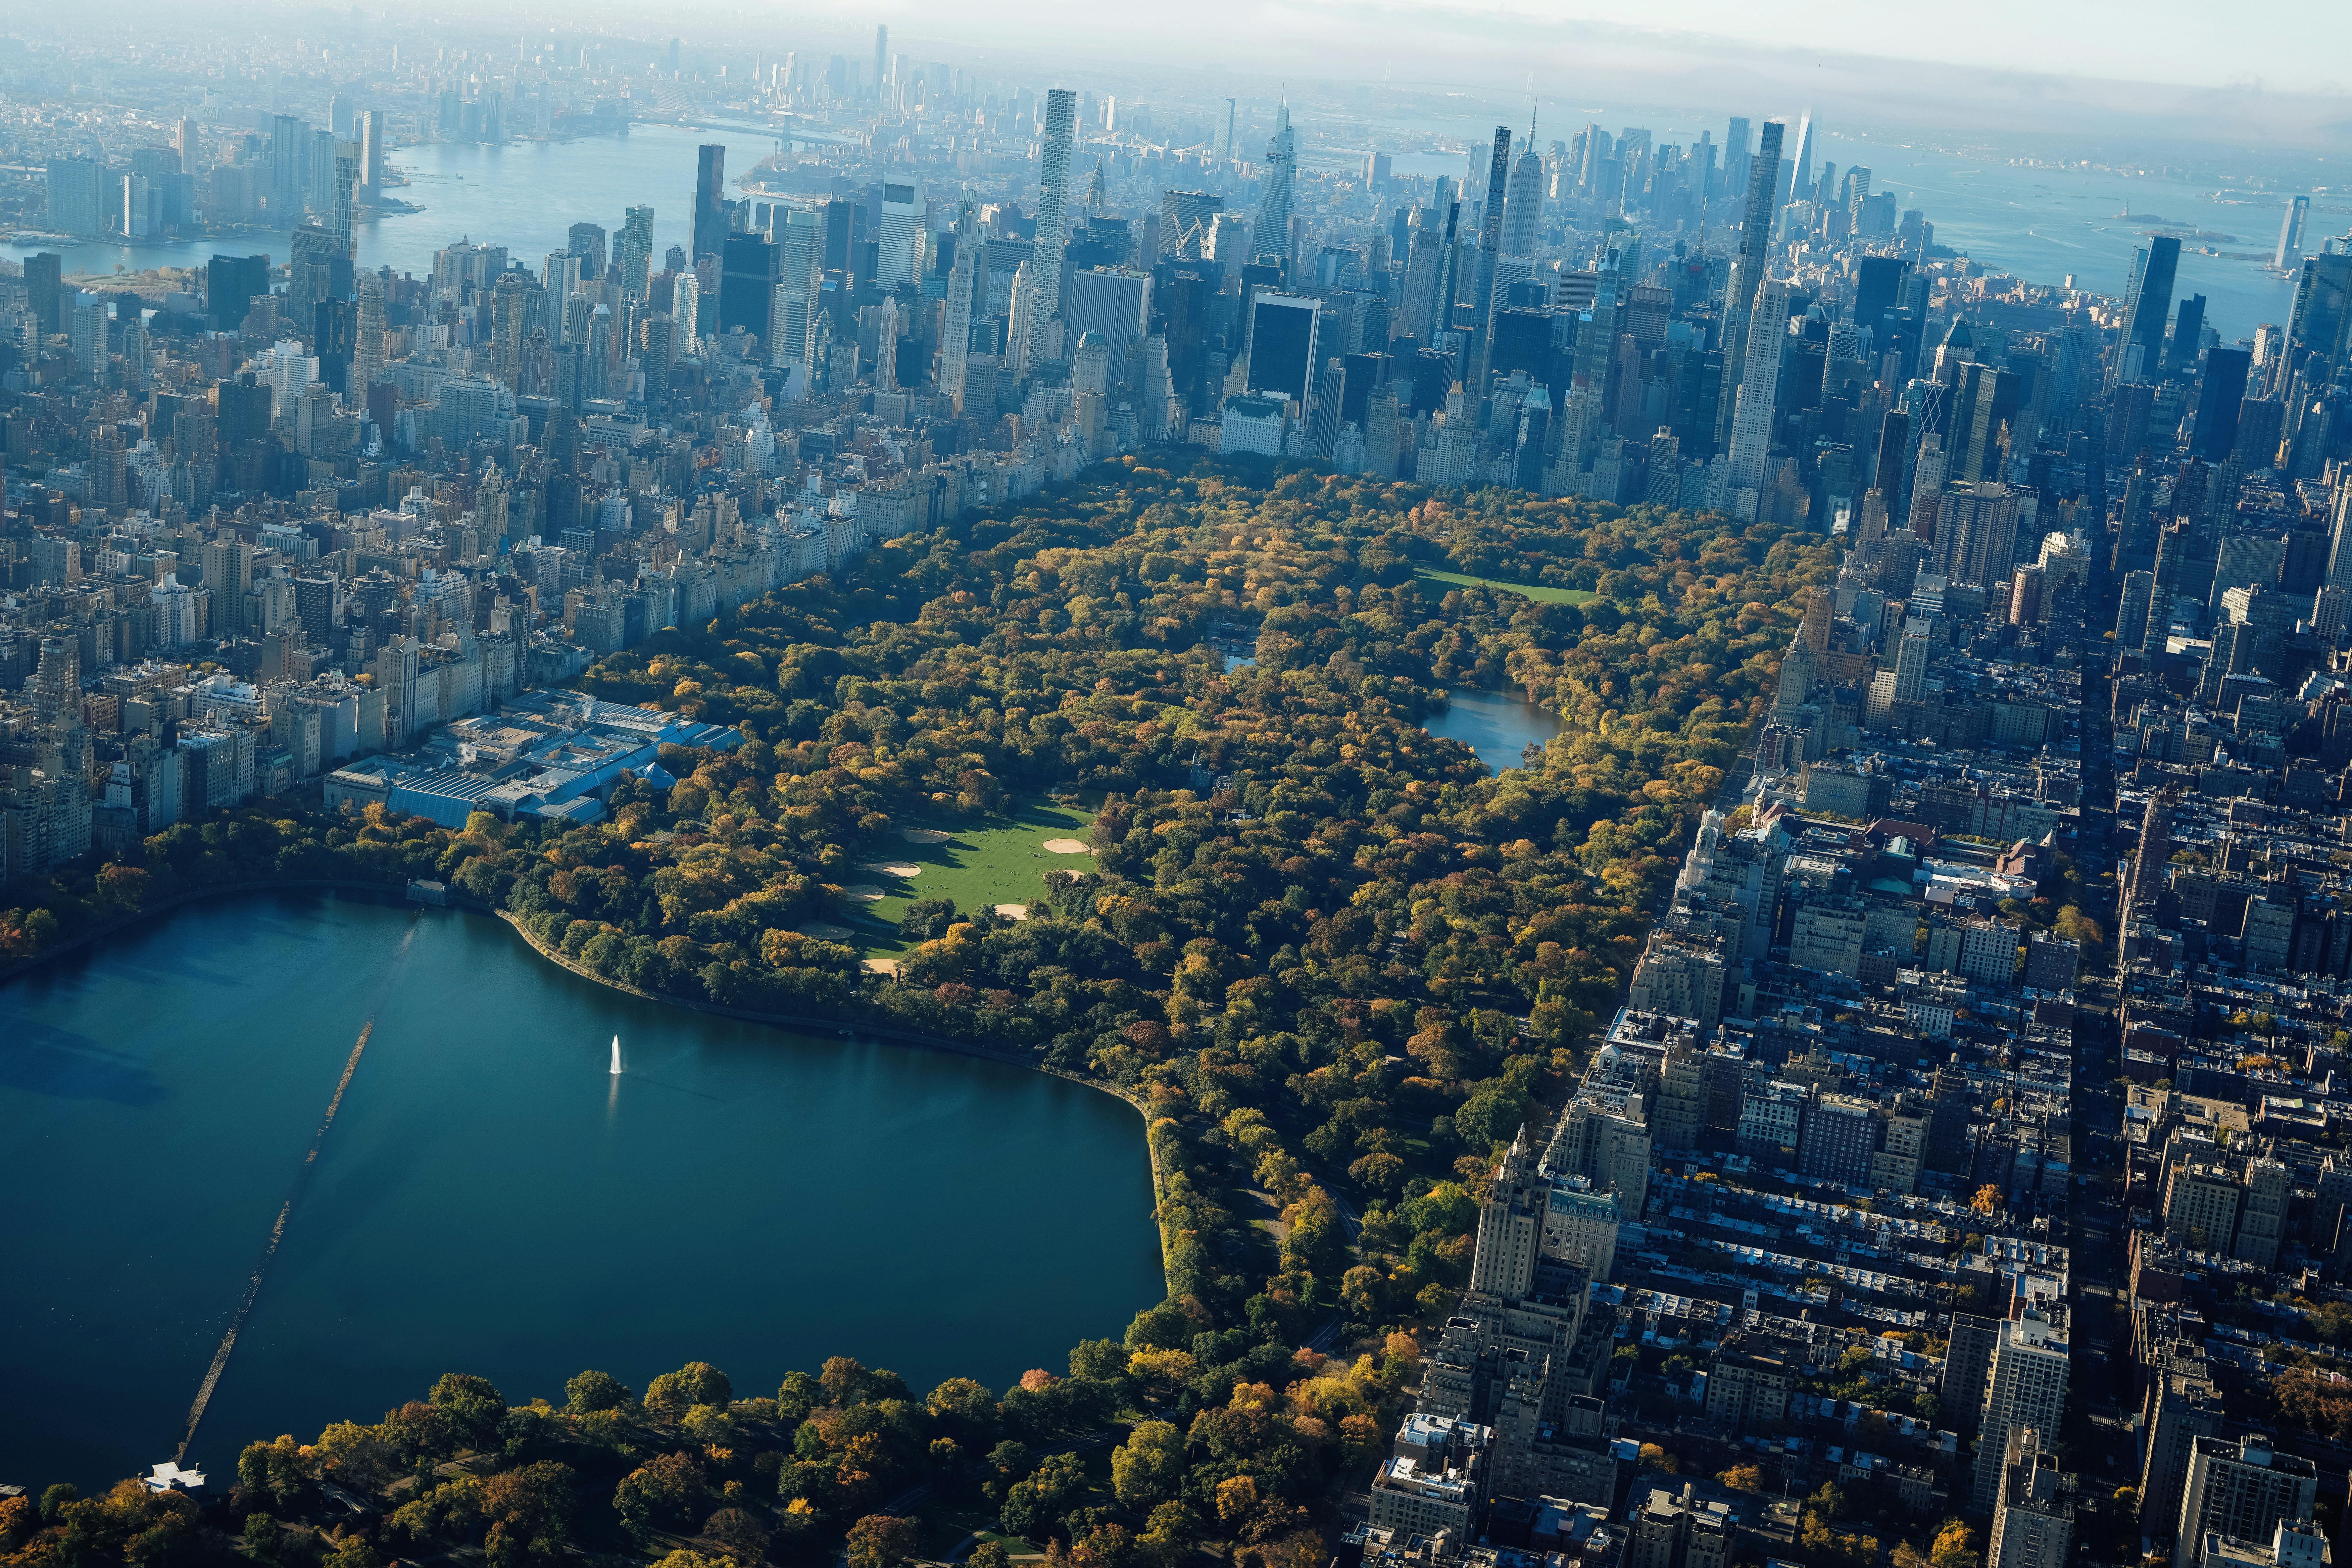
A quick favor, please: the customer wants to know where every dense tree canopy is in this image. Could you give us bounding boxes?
[2,457,1832,1568]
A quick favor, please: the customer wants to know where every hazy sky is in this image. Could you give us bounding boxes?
[817,0,2349,103]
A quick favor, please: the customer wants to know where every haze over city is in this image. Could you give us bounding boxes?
[2,10,2351,1568]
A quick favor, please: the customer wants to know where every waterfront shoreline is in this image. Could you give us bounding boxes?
[0,879,1177,1292]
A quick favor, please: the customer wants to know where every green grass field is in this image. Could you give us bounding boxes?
[841,800,1099,954]
[1414,566,1598,605]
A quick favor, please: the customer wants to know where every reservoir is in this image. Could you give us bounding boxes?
[1427,687,1566,775]
[0,891,1162,1488]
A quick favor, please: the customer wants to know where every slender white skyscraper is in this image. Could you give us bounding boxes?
[1030,87,1077,369]
[941,226,977,417]
[1725,278,1790,514]
[671,272,699,347]
[1256,103,1297,269]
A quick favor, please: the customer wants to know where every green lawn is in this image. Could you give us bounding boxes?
[1414,566,1597,605]
[841,801,1099,954]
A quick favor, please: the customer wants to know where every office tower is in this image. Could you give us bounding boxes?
[24,251,61,337]
[1030,87,1077,368]
[1786,111,1815,204]
[1067,267,1153,367]
[358,110,386,196]
[1852,254,1907,340]
[1400,205,1446,343]
[354,270,386,390]
[175,116,201,175]
[877,177,922,289]
[1501,136,1544,260]
[1160,190,1224,257]
[1972,1306,2069,1512]
[1987,1430,2072,1568]
[1256,103,1297,269]
[270,114,307,223]
[672,272,700,346]
[329,91,355,139]
[542,250,582,324]
[2173,1437,2317,1568]
[2113,236,2182,388]
[771,204,822,362]
[287,224,336,343]
[693,143,728,262]
[43,157,102,237]
[205,253,266,331]
[719,232,780,337]
[619,205,654,297]
[1724,279,1790,514]
[2193,349,2252,462]
[2170,293,2207,376]
[1723,116,1751,197]
[332,141,357,258]
[873,24,888,99]
[2276,195,2310,270]
[569,222,608,281]
[1217,98,1236,164]
[1245,293,1321,415]
[2289,253,2351,366]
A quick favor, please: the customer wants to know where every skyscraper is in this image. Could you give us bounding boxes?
[1714,119,1785,452]
[1030,87,1077,368]
[940,223,977,418]
[2113,236,2182,389]
[620,204,655,298]
[1786,111,1815,204]
[1256,103,1297,272]
[270,113,307,224]
[1501,139,1545,258]
[2275,195,2311,271]
[358,110,387,196]
[1465,126,1512,389]
[877,177,922,290]
[1244,293,1321,414]
[1724,278,1789,514]
[354,270,387,390]
[43,157,103,238]
[873,25,889,101]
[687,144,731,265]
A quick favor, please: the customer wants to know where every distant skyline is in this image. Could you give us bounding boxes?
[709,0,2352,147]
[824,0,2342,96]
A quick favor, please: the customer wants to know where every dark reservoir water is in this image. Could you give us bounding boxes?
[0,892,1162,1489]
[1426,688,1565,775]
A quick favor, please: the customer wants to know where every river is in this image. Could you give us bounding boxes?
[2,117,2298,340]
[5,123,824,283]
[1426,687,1564,775]
[0,891,1161,1488]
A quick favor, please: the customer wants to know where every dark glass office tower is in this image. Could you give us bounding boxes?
[693,143,728,263]
[2192,348,2251,462]
[2114,235,2180,387]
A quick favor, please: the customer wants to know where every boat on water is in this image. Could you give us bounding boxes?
[610,1035,622,1074]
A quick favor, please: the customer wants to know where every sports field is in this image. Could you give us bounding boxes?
[1414,567,1598,605]
[841,801,1100,953]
